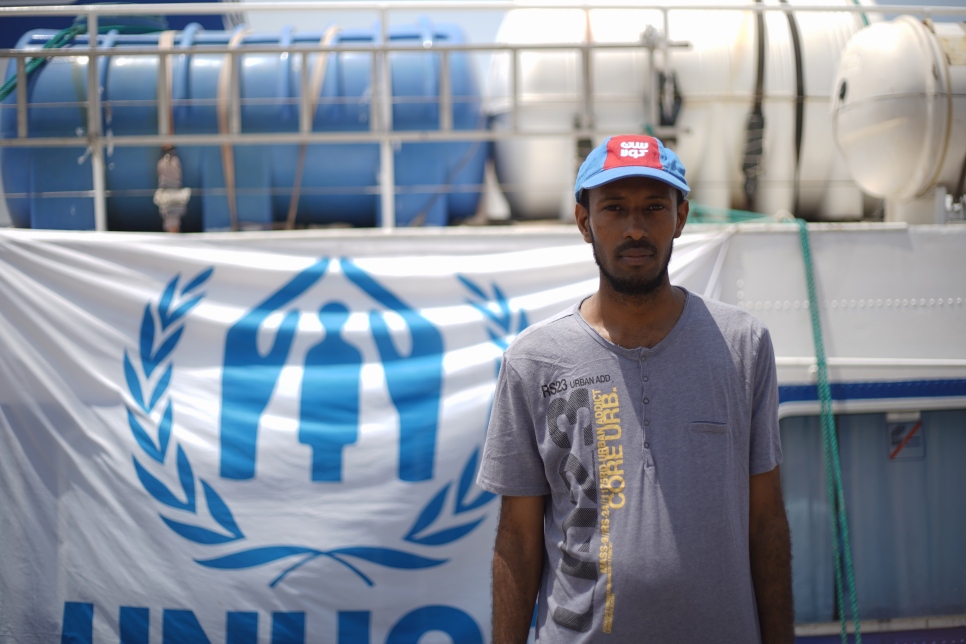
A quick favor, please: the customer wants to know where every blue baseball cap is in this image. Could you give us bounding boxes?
[574,135,690,202]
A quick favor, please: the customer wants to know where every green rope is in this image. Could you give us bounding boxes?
[848,0,870,27]
[0,17,167,103]
[0,23,87,102]
[796,218,862,644]
[689,202,772,224]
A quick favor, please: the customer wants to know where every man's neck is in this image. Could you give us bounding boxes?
[579,279,687,349]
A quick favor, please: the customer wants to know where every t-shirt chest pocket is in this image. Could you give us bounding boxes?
[689,421,728,435]
[687,421,731,470]
[661,346,744,425]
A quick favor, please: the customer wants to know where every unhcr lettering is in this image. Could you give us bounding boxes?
[59,601,483,643]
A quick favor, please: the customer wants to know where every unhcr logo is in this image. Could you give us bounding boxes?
[120,262,519,587]
[219,257,443,483]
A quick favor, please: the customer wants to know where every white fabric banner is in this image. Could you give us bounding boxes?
[0,228,729,644]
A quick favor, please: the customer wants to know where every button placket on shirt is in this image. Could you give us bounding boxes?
[640,354,654,471]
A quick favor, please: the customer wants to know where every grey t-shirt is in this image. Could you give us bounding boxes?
[478,290,782,643]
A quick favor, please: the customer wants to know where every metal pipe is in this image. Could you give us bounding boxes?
[369,52,378,133]
[661,7,673,122]
[647,42,658,132]
[580,9,593,132]
[0,126,683,148]
[9,90,693,110]
[157,47,170,136]
[0,41,699,58]
[439,50,451,131]
[300,51,310,133]
[0,3,961,17]
[510,49,518,132]
[86,14,108,232]
[15,57,27,139]
[378,8,395,230]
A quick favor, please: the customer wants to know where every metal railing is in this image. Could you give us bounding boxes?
[1,1,964,231]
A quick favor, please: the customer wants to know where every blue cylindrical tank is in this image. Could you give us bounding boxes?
[0,19,488,230]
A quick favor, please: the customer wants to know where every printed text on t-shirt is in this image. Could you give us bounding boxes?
[594,387,624,634]
[542,374,611,397]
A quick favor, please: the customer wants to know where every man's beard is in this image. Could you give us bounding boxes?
[589,228,674,299]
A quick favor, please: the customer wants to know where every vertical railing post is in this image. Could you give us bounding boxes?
[566,7,595,222]
[580,7,594,135]
[86,12,108,231]
[661,7,673,125]
[299,51,310,134]
[647,36,658,132]
[510,47,519,133]
[369,51,379,131]
[157,46,170,137]
[378,8,396,230]
[439,50,451,131]
[16,55,28,139]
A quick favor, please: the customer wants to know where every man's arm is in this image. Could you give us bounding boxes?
[493,494,546,644]
[749,465,794,644]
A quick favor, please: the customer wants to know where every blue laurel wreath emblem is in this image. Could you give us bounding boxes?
[123,269,518,588]
[458,275,530,374]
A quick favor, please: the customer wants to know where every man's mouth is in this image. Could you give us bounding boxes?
[618,248,656,264]
[619,256,652,267]
[615,240,659,256]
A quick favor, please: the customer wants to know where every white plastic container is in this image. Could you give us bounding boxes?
[832,17,966,224]
[487,0,871,220]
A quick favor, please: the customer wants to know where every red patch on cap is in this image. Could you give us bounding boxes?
[603,135,662,171]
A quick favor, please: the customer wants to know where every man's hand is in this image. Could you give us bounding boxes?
[493,495,545,644]
[749,466,794,644]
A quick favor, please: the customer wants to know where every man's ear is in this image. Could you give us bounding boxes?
[575,202,592,243]
[674,199,689,239]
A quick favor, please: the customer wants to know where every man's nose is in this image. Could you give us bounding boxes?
[623,210,649,239]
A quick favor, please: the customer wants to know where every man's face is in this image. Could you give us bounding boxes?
[575,176,689,298]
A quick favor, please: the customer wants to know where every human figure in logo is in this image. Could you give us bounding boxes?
[478,136,793,643]
[299,301,361,482]
[220,259,329,479]
[343,260,443,482]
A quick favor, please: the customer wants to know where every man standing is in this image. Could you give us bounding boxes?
[477,135,793,643]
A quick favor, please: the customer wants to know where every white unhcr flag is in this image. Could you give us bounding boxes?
[0,227,726,643]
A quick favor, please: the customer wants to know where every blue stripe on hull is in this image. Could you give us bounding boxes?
[779,379,966,404]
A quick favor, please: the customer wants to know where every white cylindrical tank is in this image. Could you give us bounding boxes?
[832,17,966,224]
[486,0,871,220]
